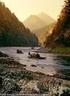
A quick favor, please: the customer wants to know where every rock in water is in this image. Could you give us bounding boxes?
[0,51,8,57]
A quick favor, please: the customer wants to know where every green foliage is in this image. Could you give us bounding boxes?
[60,88,70,96]
[37,82,49,93]
[49,47,70,54]
[0,2,38,46]
[2,78,21,94]
[6,71,33,80]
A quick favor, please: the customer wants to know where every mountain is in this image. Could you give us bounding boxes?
[38,12,55,25]
[23,13,55,32]
[34,23,56,46]
[24,15,46,31]
[23,12,56,46]
[0,2,38,46]
[45,0,70,47]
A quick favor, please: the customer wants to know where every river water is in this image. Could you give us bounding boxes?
[0,47,70,76]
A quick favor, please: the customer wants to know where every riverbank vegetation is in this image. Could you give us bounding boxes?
[49,47,70,55]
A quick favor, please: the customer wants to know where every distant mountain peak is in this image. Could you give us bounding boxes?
[23,12,56,32]
[38,12,55,25]
[24,14,43,22]
[24,14,46,31]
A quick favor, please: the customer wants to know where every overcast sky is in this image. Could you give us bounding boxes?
[1,0,64,21]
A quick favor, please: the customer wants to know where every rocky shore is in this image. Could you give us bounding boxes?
[0,51,70,95]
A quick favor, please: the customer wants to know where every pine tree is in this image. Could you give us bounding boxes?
[46,0,70,47]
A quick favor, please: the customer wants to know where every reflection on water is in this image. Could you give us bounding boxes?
[0,47,70,76]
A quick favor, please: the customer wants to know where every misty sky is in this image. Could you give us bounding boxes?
[1,0,64,21]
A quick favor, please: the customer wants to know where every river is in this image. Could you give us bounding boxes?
[0,47,70,76]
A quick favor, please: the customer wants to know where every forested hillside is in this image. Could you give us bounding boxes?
[46,0,70,47]
[0,2,38,46]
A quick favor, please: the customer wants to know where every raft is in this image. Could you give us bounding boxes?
[28,54,46,59]
[16,49,23,54]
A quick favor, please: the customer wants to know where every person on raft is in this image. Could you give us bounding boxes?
[28,52,40,58]
[36,52,40,58]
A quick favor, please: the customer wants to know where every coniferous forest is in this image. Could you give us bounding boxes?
[0,2,38,46]
[46,0,70,47]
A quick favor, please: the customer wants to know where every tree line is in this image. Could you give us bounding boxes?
[0,2,38,46]
[46,0,70,47]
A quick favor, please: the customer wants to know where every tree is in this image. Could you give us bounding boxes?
[46,0,70,47]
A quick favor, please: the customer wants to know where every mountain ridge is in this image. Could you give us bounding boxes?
[38,12,55,25]
[23,12,55,32]
[23,12,56,46]
[24,14,46,31]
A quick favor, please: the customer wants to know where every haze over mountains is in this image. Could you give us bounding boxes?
[0,1,56,47]
[24,12,56,46]
[0,1,68,48]
[24,15,46,32]
[24,12,55,32]
[38,12,55,26]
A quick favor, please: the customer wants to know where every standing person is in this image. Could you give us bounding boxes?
[28,52,31,55]
[0,77,2,88]
[36,52,40,58]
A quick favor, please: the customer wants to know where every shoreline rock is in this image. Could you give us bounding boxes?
[0,51,8,57]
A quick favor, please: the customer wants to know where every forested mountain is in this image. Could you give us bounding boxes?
[0,2,38,46]
[46,0,70,47]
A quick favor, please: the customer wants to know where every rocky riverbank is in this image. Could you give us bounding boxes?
[0,51,70,95]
